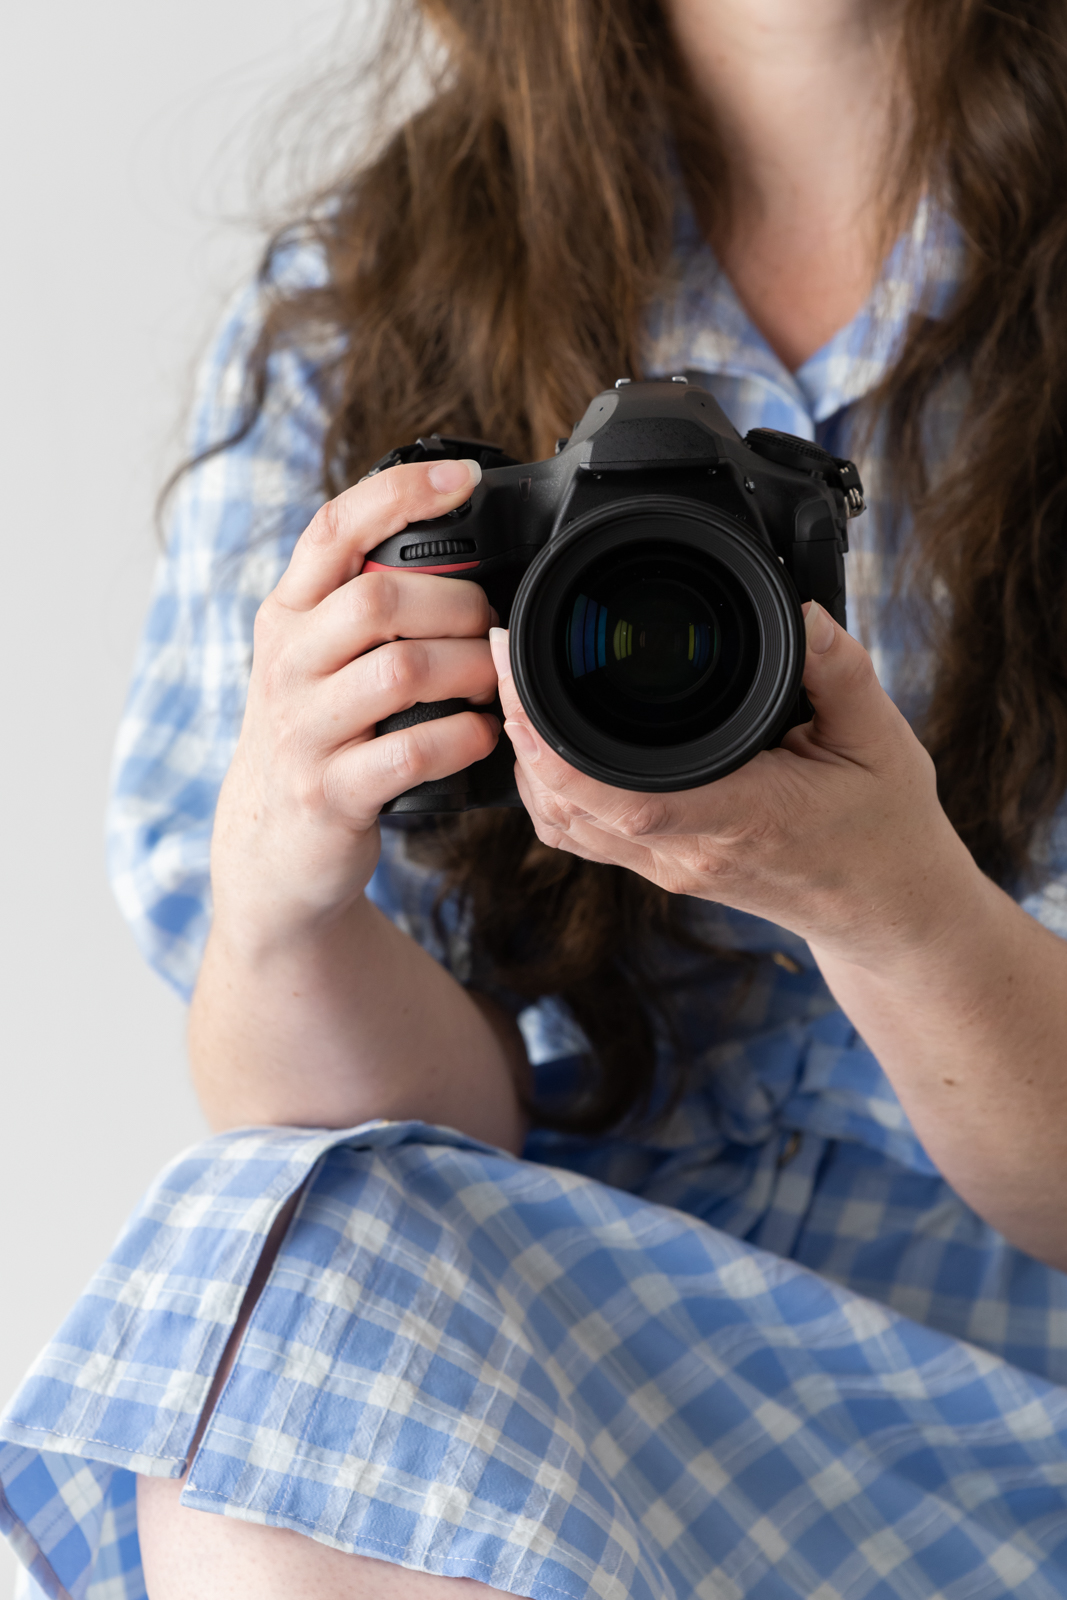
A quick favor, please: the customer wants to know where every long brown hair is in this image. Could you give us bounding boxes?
[211,0,1067,1132]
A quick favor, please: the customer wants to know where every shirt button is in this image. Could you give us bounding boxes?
[777,1130,802,1168]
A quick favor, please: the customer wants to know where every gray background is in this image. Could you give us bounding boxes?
[0,4,373,1589]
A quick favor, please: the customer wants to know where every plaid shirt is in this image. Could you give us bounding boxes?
[104,199,1067,1004]
[3,203,1065,1599]
[3,1124,1067,1600]
[102,187,1067,1368]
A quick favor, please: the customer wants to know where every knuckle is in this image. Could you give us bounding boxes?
[294,758,329,816]
[531,790,578,835]
[348,570,399,635]
[842,644,877,696]
[688,845,732,883]
[253,595,281,650]
[373,465,406,514]
[453,708,496,761]
[466,710,499,760]
[457,579,492,631]
[721,814,772,859]
[531,756,572,796]
[374,639,425,699]
[380,729,424,789]
[305,495,345,549]
[615,797,671,839]
[319,754,364,818]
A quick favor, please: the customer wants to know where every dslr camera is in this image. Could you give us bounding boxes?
[364,377,864,813]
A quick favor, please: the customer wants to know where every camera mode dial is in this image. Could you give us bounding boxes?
[745,428,866,519]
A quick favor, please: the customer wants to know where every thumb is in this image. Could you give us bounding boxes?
[794,601,899,758]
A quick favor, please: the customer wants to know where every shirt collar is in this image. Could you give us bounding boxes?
[645,194,965,436]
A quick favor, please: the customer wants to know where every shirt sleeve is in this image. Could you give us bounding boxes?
[106,238,333,999]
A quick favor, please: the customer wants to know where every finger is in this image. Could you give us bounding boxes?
[276,458,483,613]
[492,626,565,759]
[789,602,905,763]
[511,761,642,867]
[488,624,511,683]
[312,637,499,746]
[292,570,493,677]
[491,625,762,842]
[491,626,612,807]
[324,709,500,826]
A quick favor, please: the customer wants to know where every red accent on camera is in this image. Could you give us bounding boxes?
[363,559,482,575]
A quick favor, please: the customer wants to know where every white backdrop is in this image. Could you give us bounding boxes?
[0,4,369,1590]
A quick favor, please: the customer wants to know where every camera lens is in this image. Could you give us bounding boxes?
[567,578,719,699]
[558,546,758,746]
[510,497,805,791]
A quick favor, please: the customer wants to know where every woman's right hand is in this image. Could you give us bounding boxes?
[209,456,499,950]
[190,453,526,1143]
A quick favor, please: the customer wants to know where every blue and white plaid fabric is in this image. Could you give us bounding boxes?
[4,201,1067,1596]
[101,197,1067,997]
[4,1124,1067,1600]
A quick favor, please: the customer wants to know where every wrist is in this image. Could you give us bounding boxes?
[209,747,383,941]
[806,818,989,976]
[206,881,377,974]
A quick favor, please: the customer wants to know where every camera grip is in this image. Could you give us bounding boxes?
[378,697,473,735]
[377,699,520,815]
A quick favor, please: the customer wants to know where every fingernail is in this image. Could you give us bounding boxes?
[482,713,501,737]
[488,605,501,628]
[489,626,510,675]
[427,458,482,493]
[804,601,835,655]
[504,719,538,759]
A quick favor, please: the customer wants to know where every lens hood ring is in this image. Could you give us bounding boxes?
[509,494,804,791]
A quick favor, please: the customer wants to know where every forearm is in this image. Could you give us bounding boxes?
[189,891,528,1151]
[496,608,1067,1268]
[813,868,1067,1270]
[179,454,527,1146]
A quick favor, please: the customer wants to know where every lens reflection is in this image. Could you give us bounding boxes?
[557,543,759,748]
[566,582,720,699]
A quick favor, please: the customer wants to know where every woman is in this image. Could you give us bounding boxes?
[3,0,1067,1596]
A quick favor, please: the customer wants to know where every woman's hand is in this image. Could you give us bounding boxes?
[211,457,499,948]
[494,608,1067,1268]
[189,459,528,1149]
[491,603,977,968]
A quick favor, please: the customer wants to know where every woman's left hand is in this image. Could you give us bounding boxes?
[491,603,978,973]
[494,604,1067,1267]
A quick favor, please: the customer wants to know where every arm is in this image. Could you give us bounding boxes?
[492,609,1067,1269]
[107,265,329,1000]
[190,898,528,1145]
[811,878,1067,1267]
[188,459,527,1152]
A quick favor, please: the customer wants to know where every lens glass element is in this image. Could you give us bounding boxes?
[567,579,720,700]
[556,542,759,747]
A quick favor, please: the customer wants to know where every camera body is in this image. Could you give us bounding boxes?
[365,378,863,814]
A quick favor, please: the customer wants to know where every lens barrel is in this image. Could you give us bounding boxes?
[509,497,805,791]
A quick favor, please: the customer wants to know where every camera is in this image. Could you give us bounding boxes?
[364,377,864,814]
